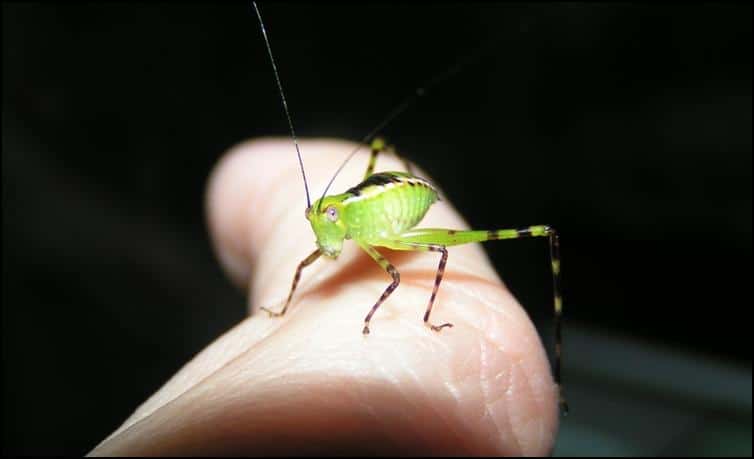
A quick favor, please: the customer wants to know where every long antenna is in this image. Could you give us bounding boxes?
[316,37,498,211]
[252,1,311,209]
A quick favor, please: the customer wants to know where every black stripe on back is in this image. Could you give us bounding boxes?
[347,173,404,196]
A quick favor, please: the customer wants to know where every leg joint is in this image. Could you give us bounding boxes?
[387,264,400,283]
[528,224,558,237]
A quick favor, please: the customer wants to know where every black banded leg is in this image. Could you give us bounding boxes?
[423,245,453,332]
[261,248,322,317]
[379,239,454,332]
[391,225,567,413]
[363,138,385,180]
[358,243,400,335]
[546,228,568,414]
[364,137,414,179]
[496,226,567,414]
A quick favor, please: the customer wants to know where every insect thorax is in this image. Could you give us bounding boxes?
[341,172,438,242]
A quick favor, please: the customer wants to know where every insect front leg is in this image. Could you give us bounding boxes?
[261,248,322,317]
[357,243,400,335]
[364,137,414,179]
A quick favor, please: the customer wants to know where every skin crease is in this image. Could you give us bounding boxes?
[88,138,558,456]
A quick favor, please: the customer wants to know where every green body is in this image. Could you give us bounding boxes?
[268,140,567,413]
[251,2,567,413]
[308,171,438,257]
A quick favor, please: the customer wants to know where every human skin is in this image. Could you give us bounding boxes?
[88,138,558,456]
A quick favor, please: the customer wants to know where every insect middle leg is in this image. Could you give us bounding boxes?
[418,244,454,331]
[357,243,400,335]
[376,240,454,331]
[364,137,414,179]
[261,248,322,317]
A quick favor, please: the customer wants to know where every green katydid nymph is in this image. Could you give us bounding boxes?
[252,2,568,414]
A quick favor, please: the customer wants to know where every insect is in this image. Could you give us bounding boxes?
[251,2,567,414]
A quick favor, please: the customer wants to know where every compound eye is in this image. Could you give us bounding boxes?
[325,205,338,222]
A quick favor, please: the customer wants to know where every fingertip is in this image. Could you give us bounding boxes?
[431,279,559,455]
[206,137,301,288]
[206,141,249,288]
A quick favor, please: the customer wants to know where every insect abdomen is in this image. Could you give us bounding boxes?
[343,172,438,242]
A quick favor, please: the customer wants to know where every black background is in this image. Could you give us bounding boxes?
[2,2,751,455]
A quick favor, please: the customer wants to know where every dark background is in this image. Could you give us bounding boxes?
[2,2,751,455]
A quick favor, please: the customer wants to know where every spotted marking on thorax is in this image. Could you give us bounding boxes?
[343,172,436,204]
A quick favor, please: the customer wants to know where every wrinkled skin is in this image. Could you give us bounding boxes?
[89,138,558,456]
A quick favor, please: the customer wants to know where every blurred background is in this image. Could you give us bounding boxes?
[2,2,751,456]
